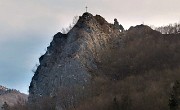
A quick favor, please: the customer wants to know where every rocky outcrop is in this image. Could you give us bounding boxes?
[29,12,122,104]
[28,12,170,110]
[114,18,124,32]
[0,85,28,110]
[26,11,180,109]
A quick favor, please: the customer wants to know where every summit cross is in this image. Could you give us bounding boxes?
[85,6,88,12]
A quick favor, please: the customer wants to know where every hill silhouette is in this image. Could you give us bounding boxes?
[0,85,28,110]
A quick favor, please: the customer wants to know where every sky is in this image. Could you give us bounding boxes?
[0,0,180,94]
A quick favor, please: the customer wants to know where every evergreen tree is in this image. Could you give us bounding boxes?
[1,102,9,110]
[169,81,180,110]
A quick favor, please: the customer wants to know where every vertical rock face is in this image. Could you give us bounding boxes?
[29,12,122,103]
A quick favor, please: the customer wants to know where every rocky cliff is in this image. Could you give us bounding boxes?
[29,12,122,102]
[29,12,168,109]
[0,85,27,110]
[28,12,180,110]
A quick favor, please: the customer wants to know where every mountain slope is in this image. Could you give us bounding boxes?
[0,85,27,110]
[29,12,180,110]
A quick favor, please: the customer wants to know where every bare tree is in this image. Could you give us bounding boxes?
[155,22,180,34]
[61,16,79,34]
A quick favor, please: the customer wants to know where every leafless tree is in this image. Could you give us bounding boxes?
[61,16,79,34]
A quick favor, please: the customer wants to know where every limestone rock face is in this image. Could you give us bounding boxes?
[28,12,122,103]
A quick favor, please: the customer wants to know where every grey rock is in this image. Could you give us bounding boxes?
[28,12,122,109]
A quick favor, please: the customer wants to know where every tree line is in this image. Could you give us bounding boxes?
[155,22,180,34]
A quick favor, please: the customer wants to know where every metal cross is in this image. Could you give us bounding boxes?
[85,6,88,12]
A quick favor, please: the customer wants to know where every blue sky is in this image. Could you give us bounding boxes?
[0,0,180,94]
